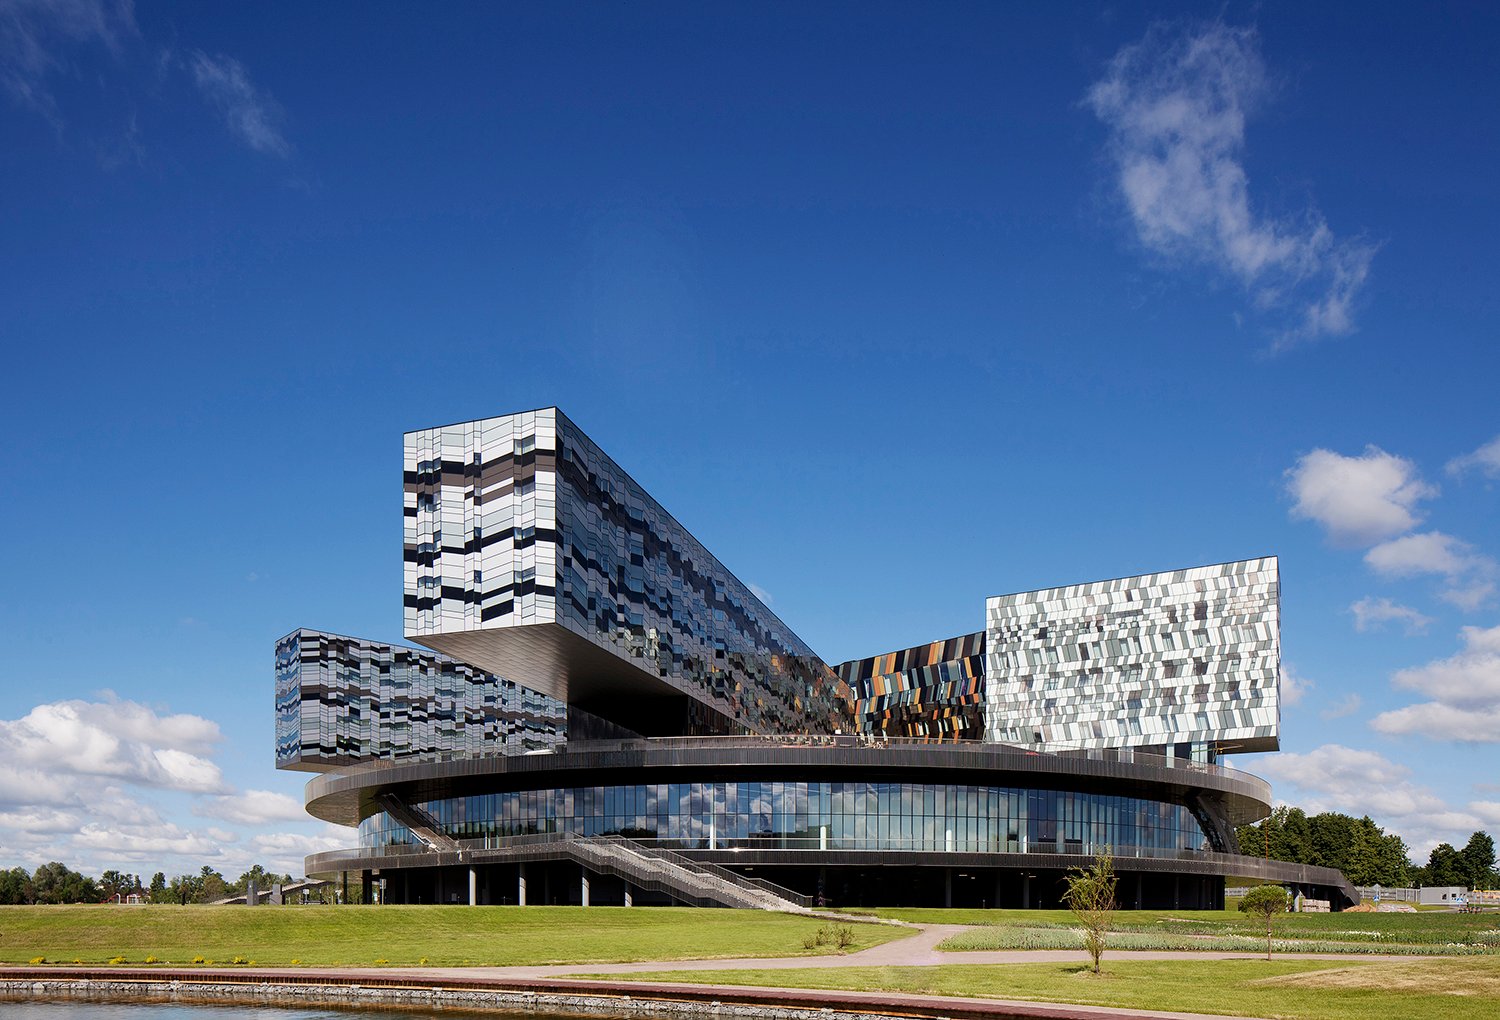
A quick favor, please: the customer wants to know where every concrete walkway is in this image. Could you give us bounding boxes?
[1,923,1440,1020]
[395,921,1430,981]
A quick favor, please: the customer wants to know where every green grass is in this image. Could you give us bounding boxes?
[0,905,907,967]
[841,906,1500,947]
[591,957,1500,1020]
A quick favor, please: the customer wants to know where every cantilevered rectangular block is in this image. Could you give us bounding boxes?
[275,629,565,772]
[403,408,850,735]
[983,558,1280,754]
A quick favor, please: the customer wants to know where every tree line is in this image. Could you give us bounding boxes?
[0,862,295,905]
[1236,806,1498,889]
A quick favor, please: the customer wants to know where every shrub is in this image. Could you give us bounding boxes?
[290,958,301,965]
[374,958,389,966]
[192,955,206,965]
[29,956,46,965]
[108,956,126,965]
[801,935,818,949]
[833,926,856,950]
[144,955,158,964]
[230,956,248,965]
[418,956,429,966]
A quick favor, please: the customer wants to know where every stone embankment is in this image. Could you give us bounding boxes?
[0,967,1259,1020]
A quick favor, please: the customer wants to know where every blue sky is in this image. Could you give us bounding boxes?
[1,1,1497,879]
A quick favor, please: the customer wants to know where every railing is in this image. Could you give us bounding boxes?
[593,836,811,907]
[318,733,1268,796]
[328,834,1248,865]
[306,833,1356,905]
[568,837,806,910]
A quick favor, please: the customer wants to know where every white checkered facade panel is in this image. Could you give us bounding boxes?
[983,558,1280,752]
[404,410,561,637]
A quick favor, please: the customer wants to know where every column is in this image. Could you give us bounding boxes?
[944,868,953,908]
[581,867,590,907]
[517,863,527,906]
[469,866,477,906]
[624,884,633,907]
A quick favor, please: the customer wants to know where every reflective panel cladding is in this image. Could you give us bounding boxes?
[358,780,1209,857]
[984,558,1280,753]
[275,629,565,771]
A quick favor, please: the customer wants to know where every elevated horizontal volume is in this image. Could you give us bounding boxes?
[403,408,851,735]
[984,558,1280,754]
[274,628,565,771]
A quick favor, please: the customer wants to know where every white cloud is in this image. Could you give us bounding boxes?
[198,788,307,826]
[1085,21,1376,346]
[1389,624,1500,708]
[1447,435,1500,480]
[73,821,227,860]
[748,583,774,606]
[1441,581,1497,612]
[1280,663,1310,706]
[1350,597,1433,635]
[1371,624,1500,742]
[0,696,340,879]
[0,698,225,792]
[1250,743,1488,856]
[1363,533,1496,609]
[1285,446,1435,546]
[0,0,136,118]
[189,50,290,157]
[1319,693,1362,720]
[1364,531,1488,579]
[245,827,353,876]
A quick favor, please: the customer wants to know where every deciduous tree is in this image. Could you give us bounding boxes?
[1237,884,1287,961]
[1062,850,1117,975]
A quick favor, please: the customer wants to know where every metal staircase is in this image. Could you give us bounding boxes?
[566,836,810,910]
[375,793,459,852]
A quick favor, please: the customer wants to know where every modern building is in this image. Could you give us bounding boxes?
[278,407,1356,910]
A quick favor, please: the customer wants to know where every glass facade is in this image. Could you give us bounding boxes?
[837,631,987,739]
[358,780,1209,856]
[275,629,565,771]
[403,408,853,735]
[985,558,1281,753]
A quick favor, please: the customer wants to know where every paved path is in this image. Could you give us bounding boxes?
[1,923,1438,1020]
[382,922,1427,980]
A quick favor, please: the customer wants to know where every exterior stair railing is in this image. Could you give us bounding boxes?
[374,793,459,852]
[582,835,811,909]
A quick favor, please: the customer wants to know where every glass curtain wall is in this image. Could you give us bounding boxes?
[359,781,1209,856]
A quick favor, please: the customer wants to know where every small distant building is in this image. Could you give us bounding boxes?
[1421,886,1469,906]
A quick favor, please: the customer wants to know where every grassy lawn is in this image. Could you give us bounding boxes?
[839,906,1500,953]
[594,957,1500,1020]
[0,905,906,967]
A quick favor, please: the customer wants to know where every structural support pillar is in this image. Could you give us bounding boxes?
[468,866,477,906]
[624,884,633,907]
[517,864,527,906]
[1022,873,1031,910]
[944,868,953,908]
[581,867,590,907]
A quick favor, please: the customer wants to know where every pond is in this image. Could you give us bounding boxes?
[6,1005,599,1020]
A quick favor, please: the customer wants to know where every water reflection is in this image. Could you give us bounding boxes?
[7,1003,608,1020]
